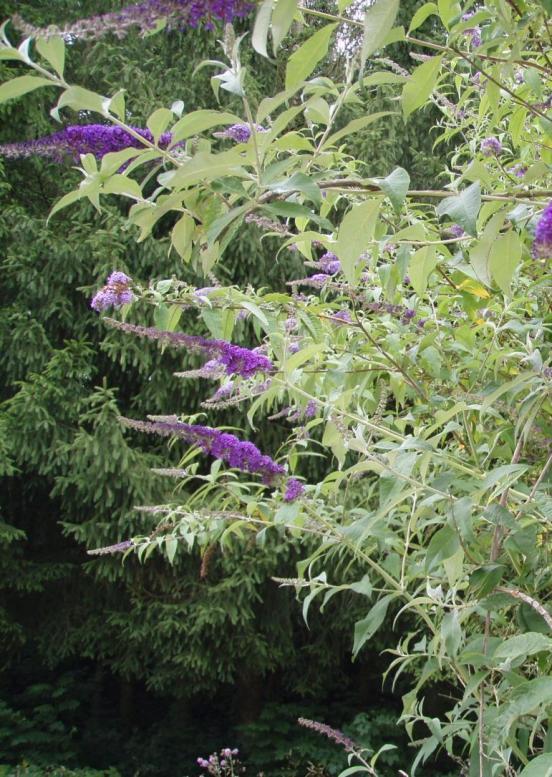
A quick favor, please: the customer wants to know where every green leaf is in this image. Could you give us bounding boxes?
[146,107,173,141]
[159,149,250,189]
[408,2,439,33]
[425,526,460,571]
[272,0,298,52]
[494,633,552,661]
[469,564,505,597]
[268,172,321,206]
[36,37,65,77]
[165,536,178,564]
[0,75,54,105]
[378,167,410,213]
[102,175,143,199]
[437,0,460,29]
[436,182,481,237]
[335,199,380,284]
[171,213,195,262]
[518,755,552,777]
[47,188,87,222]
[409,245,438,296]
[353,595,394,656]
[489,230,522,295]
[285,24,337,90]
[252,0,273,58]
[360,0,400,69]
[322,111,394,149]
[53,85,106,116]
[401,55,443,118]
[441,610,462,656]
[171,110,242,142]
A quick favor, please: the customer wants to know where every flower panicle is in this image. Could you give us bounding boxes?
[121,417,285,482]
[87,540,134,556]
[12,0,254,40]
[105,318,273,377]
[0,124,172,163]
[297,717,357,753]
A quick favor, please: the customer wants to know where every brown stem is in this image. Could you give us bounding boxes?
[496,587,552,631]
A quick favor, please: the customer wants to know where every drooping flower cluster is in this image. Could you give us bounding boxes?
[214,123,268,143]
[121,417,286,482]
[0,124,172,162]
[481,136,503,156]
[532,201,552,259]
[91,272,135,311]
[319,251,341,275]
[13,0,254,40]
[461,11,482,47]
[105,319,273,378]
[297,717,357,753]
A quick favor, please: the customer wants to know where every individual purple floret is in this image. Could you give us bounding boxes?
[331,309,352,324]
[91,272,134,311]
[13,0,254,39]
[532,201,552,259]
[319,251,341,274]
[0,124,172,162]
[403,308,416,321]
[446,224,465,238]
[121,417,286,483]
[105,319,273,377]
[481,136,503,156]
[214,123,268,143]
[508,163,527,178]
[283,478,305,502]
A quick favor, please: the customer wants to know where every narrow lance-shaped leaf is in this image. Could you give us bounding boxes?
[402,55,443,117]
[285,24,337,90]
[361,0,400,70]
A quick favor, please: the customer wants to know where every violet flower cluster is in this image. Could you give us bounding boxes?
[533,201,552,259]
[0,124,172,162]
[214,123,267,143]
[121,417,286,483]
[196,748,242,776]
[87,540,134,556]
[481,136,503,156]
[13,0,253,40]
[105,319,273,378]
[91,272,135,311]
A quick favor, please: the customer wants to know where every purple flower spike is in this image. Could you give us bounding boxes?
[532,201,552,259]
[105,319,273,378]
[481,137,502,156]
[0,124,172,163]
[319,251,341,274]
[283,478,305,502]
[297,718,357,753]
[215,123,268,143]
[91,272,135,311]
[88,539,134,556]
[13,0,254,40]
[121,417,286,483]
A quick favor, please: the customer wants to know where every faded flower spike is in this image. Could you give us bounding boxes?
[91,272,134,311]
[87,540,134,556]
[121,417,286,483]
[532,201,552,259]
[13,0,254,40]
[105,319,273,378]
[481,136,503,156]
[297,717,356,752]
[0,124,172,162]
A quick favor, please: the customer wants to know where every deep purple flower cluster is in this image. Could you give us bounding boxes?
[508,163,527,179]
[105,319,273,378]
[481,136,503,156]
[215,123,267,143]
[297,718,357,753]
[0,124,172,163]
[121,417,285,482]
[446,224,466,238]
[13,0,254,40]
[283,478,305,502]
[533,201,552,259]
[91,272,134,311]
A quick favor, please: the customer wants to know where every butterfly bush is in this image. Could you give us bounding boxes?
[3,0,552,773]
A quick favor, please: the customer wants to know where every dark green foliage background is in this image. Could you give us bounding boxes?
[0,2,452,774]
